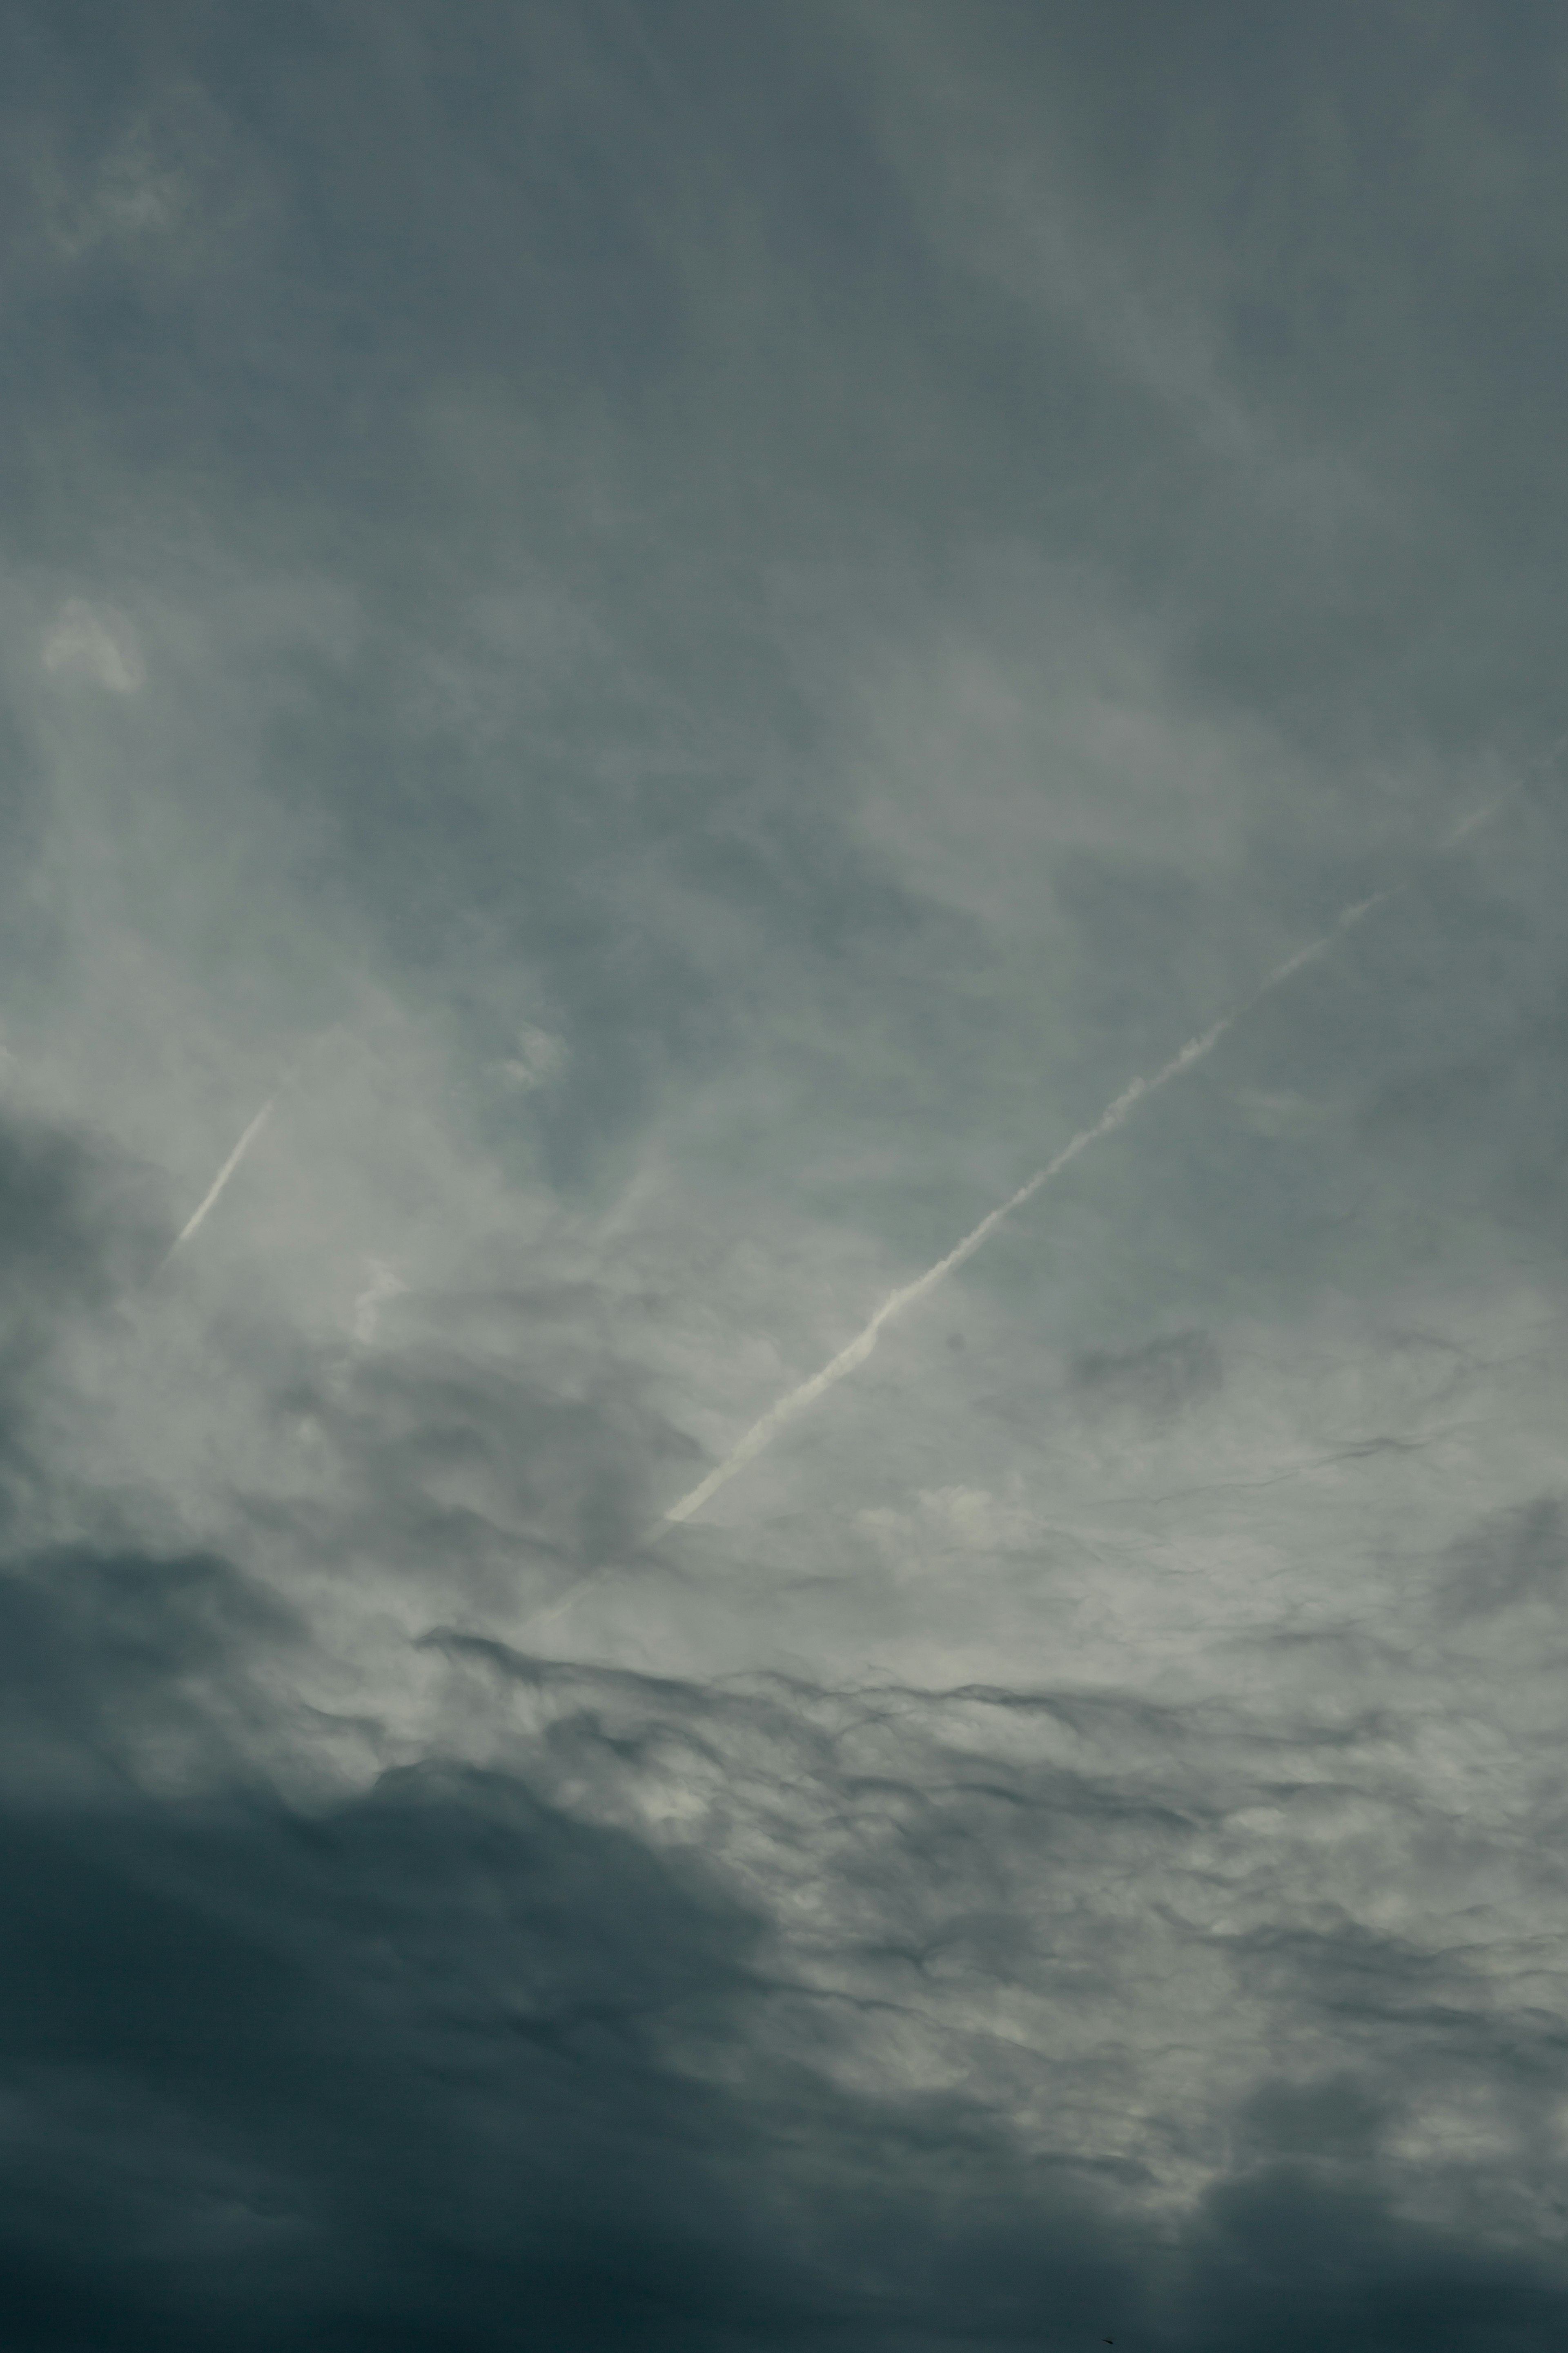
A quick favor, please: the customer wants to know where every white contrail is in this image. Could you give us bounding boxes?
[523,764,1559,1629]
[150,1028,352,1278]
[158,1099,275,1269]
[661,889,1396,1528]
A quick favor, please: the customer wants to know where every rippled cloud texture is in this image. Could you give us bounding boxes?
[7,3,1568,2345]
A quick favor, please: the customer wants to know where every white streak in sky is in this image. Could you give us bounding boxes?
[661,890,1397,1527]
[158,1100,274,1269]
[353,1257,407,1343]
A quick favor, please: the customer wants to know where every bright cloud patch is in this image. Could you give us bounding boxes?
[42,598,146,693]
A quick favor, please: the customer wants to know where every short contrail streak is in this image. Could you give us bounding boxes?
[661,890,1399,1527]
[158,1099,274,1269]
[151,1029,351,1277]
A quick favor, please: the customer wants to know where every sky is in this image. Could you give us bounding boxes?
[5,2,1568,2345]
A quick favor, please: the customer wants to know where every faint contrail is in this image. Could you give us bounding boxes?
[661,889,1400,1527]
[158,1099,275,1270]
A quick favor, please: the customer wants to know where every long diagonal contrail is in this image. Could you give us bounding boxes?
[660,890,1400,1527]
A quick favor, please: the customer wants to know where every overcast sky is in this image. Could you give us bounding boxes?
[7,3,1568,2346]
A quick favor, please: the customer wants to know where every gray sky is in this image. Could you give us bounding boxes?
[6,3,1568,2344]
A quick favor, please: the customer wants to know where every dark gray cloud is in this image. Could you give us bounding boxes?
[1071,1329,1225,1426]
[1435,1493,1568,1623]
[7,1,1568,2345]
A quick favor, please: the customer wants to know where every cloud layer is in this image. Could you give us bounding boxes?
[6,3,1568,2345]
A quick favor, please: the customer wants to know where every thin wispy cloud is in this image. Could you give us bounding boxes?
[41,598,145,693]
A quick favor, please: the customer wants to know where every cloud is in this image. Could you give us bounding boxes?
[1435,1493,1568,1622]
[351,1256,407,1344]
[40,600,145,694]
[1071,1327,1225,1425]
[7,1,1568,2344]
[497,1023,568,1093]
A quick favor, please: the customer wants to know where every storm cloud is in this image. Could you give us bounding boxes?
[5,2,1568,2345]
